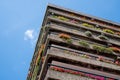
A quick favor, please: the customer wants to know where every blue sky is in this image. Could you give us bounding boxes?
[0,0,120,80]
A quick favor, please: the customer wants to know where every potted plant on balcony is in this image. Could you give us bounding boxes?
[94,27,102,31]
[59,33,72,44]
[79,40,90,48]
[85,31,93,37]
[103,29,114,34]
[93,45,104,53]
[58,16,69,21]
[98,34,108,40]
[82,23,94,28]
[103,48,113,54]
[51,15,58,18]
[92,45,113,54]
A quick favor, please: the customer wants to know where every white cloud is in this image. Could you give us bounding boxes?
[24,29,38,47]
[24,29,34,40]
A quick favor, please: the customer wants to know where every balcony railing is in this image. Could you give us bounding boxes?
[47,63,117,80]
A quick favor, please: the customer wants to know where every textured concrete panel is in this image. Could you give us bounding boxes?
[45,69,95,80]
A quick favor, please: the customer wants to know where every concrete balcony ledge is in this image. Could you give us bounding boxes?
[45,69,94,80]
[48,47,120,71]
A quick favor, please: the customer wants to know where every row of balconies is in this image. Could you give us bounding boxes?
[49,31,120,57]
[27,32,120,80]
[48,8,120,32]
[48,45,120,72]
[47,12,120,41]
[47,16,120,47]
[38,46,120,79]
[48,23,120,47]
[27,26,120,80]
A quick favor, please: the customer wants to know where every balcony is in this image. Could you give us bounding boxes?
[48,33,117,57]
[47,44,120,72]
[44,63,117,80]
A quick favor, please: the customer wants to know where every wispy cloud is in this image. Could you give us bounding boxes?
[24,29,38,47]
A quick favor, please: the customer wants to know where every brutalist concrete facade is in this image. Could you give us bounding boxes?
[27,4,120,80]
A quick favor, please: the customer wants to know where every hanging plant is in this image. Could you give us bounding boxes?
[103,29,114,34]
[85,31,92,37]
[79,41,90,48]
[98,35,108,40]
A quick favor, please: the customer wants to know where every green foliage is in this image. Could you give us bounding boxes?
[85,31,92,37]
[93,45,113,54]
[79,41,90,48]
[103,29,114,34]
[82,23,94,28]
[52,15,58,18]
[98,35,108,40]
[37,57,41,65]
[66,39,72,44]
[58,16,69,21]
[94,27,102,31]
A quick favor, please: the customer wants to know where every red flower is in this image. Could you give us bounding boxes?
[59,33,71,39]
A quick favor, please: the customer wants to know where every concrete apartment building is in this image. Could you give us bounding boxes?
[27,4,120,80]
